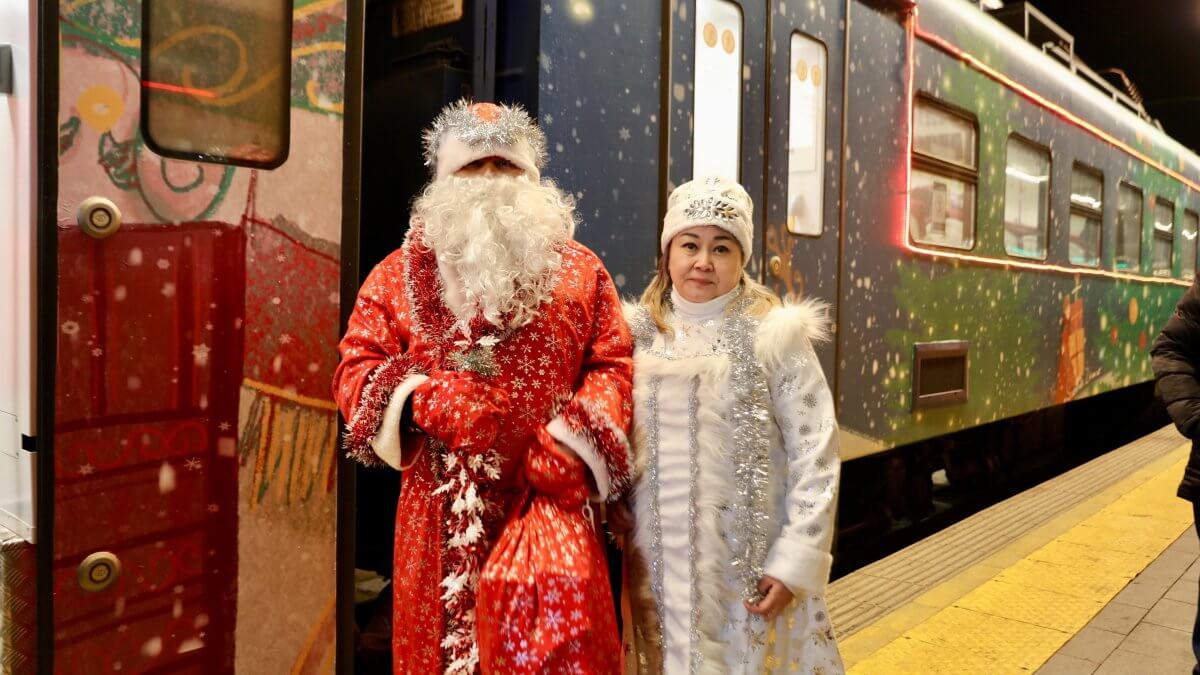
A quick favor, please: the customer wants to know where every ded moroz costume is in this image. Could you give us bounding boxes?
[334,99,632,674]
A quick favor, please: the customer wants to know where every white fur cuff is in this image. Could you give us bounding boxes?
[763,540,833,596]
[368,374,430,469]
[435,134,541,181]
[547,416,610,500]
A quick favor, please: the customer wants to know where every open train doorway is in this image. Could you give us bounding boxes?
[348,3,541,670]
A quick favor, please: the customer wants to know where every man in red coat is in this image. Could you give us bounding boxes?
[333,99,633,674]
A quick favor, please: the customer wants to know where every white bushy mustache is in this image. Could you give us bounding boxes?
[415,174,577,329]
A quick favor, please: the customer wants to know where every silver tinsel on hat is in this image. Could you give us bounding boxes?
[421,99,549,172]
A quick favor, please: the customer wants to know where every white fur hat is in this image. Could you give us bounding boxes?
[422,99,548,181]
[661,176,754,263]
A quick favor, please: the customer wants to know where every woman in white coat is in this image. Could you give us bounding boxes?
[619,177,844,674]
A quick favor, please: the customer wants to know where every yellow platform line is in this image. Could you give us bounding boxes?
[842,442,1194,673]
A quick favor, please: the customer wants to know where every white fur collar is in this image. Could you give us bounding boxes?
[624,295,831,362]
[753,298,831,368]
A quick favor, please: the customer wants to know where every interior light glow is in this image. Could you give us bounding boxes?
[1005,166,1049,184]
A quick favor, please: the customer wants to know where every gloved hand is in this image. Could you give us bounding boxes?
[525,427,589,507]
[410,370,510,450]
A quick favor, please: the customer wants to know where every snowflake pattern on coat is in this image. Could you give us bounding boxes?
[477,428,622,674]
[333,222,633,673]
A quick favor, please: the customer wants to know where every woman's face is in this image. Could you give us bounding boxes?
[667,225,744,303]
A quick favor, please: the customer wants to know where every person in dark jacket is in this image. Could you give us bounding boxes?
[1151,274,1200,675]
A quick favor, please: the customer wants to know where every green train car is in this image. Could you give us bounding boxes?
[512,0,1199,549]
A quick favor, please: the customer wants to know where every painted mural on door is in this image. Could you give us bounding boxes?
[54,0,346,672]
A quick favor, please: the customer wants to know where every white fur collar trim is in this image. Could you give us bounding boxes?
[753,298,831,368]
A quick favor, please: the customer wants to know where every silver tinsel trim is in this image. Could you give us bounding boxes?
[645,376,666,651]
[724,295,774,613]
[687,377,704,675]
[421,99,548,172]
[561,395,633,499]
[637,292,775,602]
[627,305,658,352]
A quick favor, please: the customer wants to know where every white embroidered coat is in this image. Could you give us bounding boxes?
[623,292,844,675]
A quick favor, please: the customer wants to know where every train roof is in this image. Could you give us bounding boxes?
[917,0,1200,187]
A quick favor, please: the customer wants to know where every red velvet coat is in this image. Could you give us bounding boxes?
[333,223,633,673]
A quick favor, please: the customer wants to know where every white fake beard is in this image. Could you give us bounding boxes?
[415,174,577,330]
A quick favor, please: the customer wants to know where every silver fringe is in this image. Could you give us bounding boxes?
[421,99,548,171]
[723,297,773,608]
[687,376,703,675]
[645,376,666,650]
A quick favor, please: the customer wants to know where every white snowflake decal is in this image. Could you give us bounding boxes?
[192,344,211,365]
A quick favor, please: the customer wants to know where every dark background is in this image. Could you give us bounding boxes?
[1028,0,1200,152]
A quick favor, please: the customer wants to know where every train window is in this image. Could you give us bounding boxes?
[913,103,976,169]
[1003,135,1051,260]
[694,0,743,181]
[786,33,828,236]
[1152,198,1175,277]
[1183,210,1199,280]
[141,0,293,169]
[1068,163,1103,267]
[1115,183,1143,272]
[909,98,977,250]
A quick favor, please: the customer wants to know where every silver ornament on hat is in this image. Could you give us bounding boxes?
[683,195,742,225]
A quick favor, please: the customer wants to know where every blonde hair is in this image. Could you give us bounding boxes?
[638,253,781,337]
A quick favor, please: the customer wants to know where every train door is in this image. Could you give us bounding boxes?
[665,0,768,268]
[763,1,845,379]
[664,0,844,375]
[1,1,37,547]
[0,3,39,668]
[49,0,352,672]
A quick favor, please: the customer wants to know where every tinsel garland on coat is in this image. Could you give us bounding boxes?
[622,295,844,674]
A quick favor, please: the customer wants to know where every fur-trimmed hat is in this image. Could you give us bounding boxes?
[661,176,754,264]
[422,99,548,180]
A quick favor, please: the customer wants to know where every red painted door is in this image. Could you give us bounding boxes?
[52,1,348,672]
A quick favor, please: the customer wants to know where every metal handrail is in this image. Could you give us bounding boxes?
[1042,43,1157,126]
[983,1,1162,130]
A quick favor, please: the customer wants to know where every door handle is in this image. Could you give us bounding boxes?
[77,551,121,592]
[768,255,784,278]
[77,197,122,239]
[0,45,11,95]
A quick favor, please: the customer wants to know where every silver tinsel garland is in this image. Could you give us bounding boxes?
[421,99,549,172]
[629,293,776,668]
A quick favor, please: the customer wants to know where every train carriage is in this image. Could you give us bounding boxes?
[4,0,354,671]
[0,0,1195,671]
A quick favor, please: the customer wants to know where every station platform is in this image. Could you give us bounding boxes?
[828,426,1197,673]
